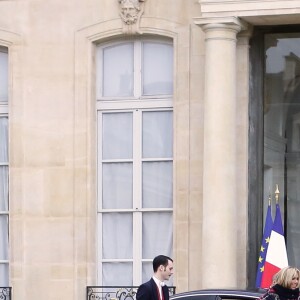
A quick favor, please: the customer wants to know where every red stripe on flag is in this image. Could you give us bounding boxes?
[261,262,280,288]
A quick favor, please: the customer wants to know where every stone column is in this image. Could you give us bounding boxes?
[195,17,246,288]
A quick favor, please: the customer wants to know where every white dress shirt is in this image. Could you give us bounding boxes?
[152,276,165,300]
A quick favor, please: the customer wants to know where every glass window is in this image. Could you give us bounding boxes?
[142,42,173,96]
[102,162,133,209]
[142,161,173,209]
[97,39,173,286]
[102,43,134,97]
[263,32,300,268]
[102,112,133,160]
[102,213,133,259]
[0,48,8,102]
[0,46,9,287]
[142,111,173,158]
[142,211,173,283]
[102,262,133,286]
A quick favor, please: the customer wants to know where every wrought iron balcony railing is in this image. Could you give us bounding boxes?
[0,287,11,300]
[87,286,176,300]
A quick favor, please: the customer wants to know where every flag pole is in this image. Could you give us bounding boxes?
[275,184,279,204]
[260,184,288,288]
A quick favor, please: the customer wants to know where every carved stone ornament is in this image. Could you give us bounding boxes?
[118,0,146,34]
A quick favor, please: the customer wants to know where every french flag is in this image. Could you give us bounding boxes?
[261,203,288,288]
[255,201,273,288]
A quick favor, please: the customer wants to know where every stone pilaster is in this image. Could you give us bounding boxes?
[195,17,247,288]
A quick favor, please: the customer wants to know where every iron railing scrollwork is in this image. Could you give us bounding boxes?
[0,287,11,300]
[87,286,176,300]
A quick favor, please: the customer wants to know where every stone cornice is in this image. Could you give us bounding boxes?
[194,16,248,30]
[198,0,300,24]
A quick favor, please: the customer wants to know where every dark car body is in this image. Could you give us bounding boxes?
[170,289,265,300]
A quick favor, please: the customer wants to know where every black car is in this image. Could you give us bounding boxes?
[170,289,265,300]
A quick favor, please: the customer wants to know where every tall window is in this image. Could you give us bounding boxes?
[249,27,300,287]
[263,32,300,267]
[96,38,173,285]
[0,46,9,286]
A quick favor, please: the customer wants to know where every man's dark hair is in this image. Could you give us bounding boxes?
[153,255,173,272]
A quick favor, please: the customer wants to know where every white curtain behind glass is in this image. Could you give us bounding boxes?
[101,112,134,284]
[0,117,9,286]
[102,112,133,160]
[142,212,173,284]
[102,163,133,209]
[143,111,173,158]
[0,264,8,286]
[103,43,134,97]
[141,111,173,282]
[99,110,173,285]
[0,50,8,102]
[102,213,133,259]
[103,262,133,285]
[97,39,173,286]
[0,216,8,260]
[142,162,173,208]
[0,118,8,211]
[143,43,173,96]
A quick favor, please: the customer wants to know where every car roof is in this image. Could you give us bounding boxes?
[170,289,264,300]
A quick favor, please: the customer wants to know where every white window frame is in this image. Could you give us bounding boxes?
[96,38,173,285]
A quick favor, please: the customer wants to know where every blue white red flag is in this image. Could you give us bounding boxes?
[260,203,288,288]
[255,201,273,288]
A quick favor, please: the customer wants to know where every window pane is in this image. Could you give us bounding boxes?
[142,111,173,158]
[0,167,8,211]
[142,162,172,208]
[0,50,8,102]
[102,112,133,160]
[142,262,152,283]
[102,163,133,209]
[103,43,133,97]
[142,212,172,259]
[102,262,133,285]
[102,213,133,259]
[0,117,8,162]
[0,215,8,260]
[0,264,8,286]
[143,42,173,95]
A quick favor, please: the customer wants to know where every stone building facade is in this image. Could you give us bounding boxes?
[1,0,300,299]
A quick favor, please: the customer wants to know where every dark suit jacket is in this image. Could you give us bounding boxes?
[136,278,169,300]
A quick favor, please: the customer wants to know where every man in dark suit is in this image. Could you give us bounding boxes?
[136,255,174,300]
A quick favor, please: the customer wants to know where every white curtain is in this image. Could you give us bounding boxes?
[0,50,8,102]
[142,111,173,158]
[0,216,8,260]
[101,211,133,285]
[100,110,173,285]
[0,117,8,212]
[0,117,8,286]
[142,212,173,282]
[102,163,133,209]
[102,213,133,259]
[142,162,173,208]
[103,262,133,285]
[98,37,173,285]
[102,112,133,160]
[102,43,134,97]
[142,42,173,96]
[0,263,8,286]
